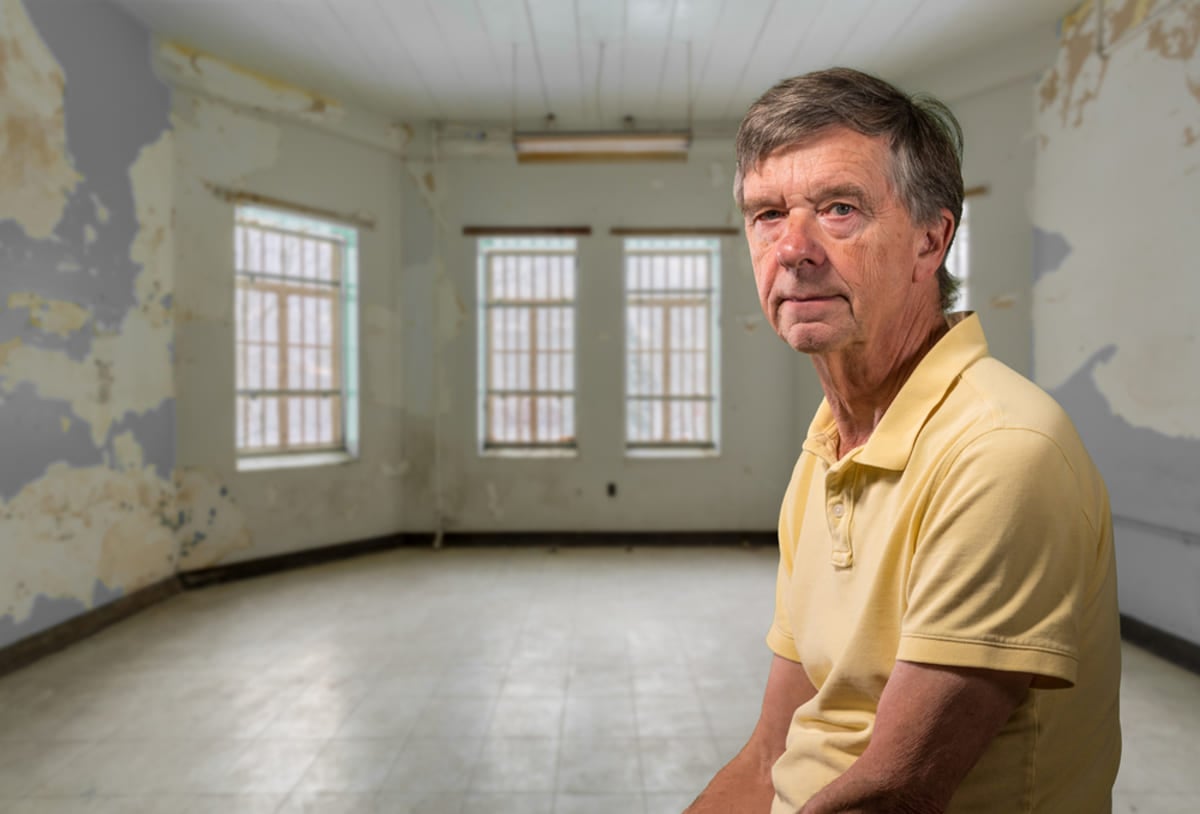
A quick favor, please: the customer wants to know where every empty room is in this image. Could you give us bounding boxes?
[1,0,1198,812]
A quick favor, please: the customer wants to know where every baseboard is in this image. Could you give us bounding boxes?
[178,530,778,589]
[5,544,1196,682]
[438,530,778,549]
[0,577,182,679]
[178,532,430,588]
[1120,614,1200,676]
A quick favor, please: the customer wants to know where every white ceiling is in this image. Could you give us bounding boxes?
[111,0,1080,129]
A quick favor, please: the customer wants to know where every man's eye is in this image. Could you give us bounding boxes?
[757,209,785,222]
[829,203,855,216]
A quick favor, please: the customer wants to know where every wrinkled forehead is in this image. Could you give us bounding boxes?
[742,128,900,195]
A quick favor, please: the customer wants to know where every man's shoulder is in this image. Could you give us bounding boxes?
[951,356,1078,440]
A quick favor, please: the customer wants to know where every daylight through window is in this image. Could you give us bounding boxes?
[625,237,720,451]
[478,237,577,451]
[234,206,358,458]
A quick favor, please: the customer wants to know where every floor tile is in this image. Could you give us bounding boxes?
[554,792,646,814]
[0,546,1197,814]
[470,737,559,793]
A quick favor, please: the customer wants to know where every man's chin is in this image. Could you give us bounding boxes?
[780,324,843,355]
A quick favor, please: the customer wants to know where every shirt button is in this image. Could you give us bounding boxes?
[832,503,845,518]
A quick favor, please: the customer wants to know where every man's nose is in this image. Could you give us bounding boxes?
[776,212,825,270]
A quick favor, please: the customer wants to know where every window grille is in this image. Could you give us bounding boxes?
[946,200,970,311]
[625,237,720,451]
[234,205,358,457]
[478,237,577,451]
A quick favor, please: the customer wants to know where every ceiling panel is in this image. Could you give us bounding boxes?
[111,0,1084,128]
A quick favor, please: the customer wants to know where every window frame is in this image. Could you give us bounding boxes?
[476,236,579,455]
[623,236,722,456]
[233,204,360,467]
[946,199,970,311]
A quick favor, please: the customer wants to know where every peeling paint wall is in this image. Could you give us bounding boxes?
[0,0,175,647]
[171,82,409,566]
[1034,0,1200,644]
[397,140,816,532]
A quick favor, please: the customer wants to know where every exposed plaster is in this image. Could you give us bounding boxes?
[159,40,343,123]
[1050,347,1200,533]
[5,292,89,337]
[174,96,282,189]
[0,462,175,625]
[1146,1,1200,59]
[173,468,252,569]
[0,0,81,239]
[0,0,177,645]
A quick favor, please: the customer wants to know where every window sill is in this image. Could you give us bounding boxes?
[237,451,358,472]
[625,447,720,459]
[480,448,579,459]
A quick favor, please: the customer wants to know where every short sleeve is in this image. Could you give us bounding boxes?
[766,455,813,662]
[898,429,1095,688]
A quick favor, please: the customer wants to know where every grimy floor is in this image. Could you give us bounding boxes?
[0,545,1197,814]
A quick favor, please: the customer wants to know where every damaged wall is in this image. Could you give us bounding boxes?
[170,92,409,567]
[0,0,175,647]
[398,138,814,532]
[1034,0,1200,644]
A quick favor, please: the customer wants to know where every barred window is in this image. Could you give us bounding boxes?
[947,200,970,311]
[234,205,359,460]
[625,237,720,451]
[478,237,577,452]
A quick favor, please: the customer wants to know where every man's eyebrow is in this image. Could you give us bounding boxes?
[814,183,870,203]
[740,196,783,216]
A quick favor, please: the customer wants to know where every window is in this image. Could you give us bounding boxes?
[624,237,720,452]
[234,205,359,461]
[478,237,577,452]
[946,200,970,311]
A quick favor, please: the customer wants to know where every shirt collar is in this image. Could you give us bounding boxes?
[802,312,989,471]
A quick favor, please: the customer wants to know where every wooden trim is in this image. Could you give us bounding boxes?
[964,185,990,199]
[207,183,376,230]
[179,531,780,588]
[0,578,182,679]
[516,152,688,164]
[611,227,740,236]
[1121,614,1200,676]
[179,533,431,588]
[464,226,592,236]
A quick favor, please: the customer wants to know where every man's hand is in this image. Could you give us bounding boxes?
[798,660,1031,814]
[684,654,817,813]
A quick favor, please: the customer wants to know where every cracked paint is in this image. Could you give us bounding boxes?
[0,0,177,648]
[172,469,252,569]
[1038,1,1109,132]
[5,292,89,338]
[1034,0,1200,645]
[159,40,343,124]
[0,0,81,239]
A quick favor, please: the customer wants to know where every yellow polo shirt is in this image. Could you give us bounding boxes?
[767,314,1121,813]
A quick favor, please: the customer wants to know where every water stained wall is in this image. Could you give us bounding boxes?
[0,0,176,647]
[1034,0,1200,643]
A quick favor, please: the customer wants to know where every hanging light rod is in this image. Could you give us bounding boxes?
[512,129,692,163]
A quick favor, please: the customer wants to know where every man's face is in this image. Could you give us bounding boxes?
[740,127,947,357]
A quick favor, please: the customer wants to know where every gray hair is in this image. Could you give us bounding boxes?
[735,68,964,311]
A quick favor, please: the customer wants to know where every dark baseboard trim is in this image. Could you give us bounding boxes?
[1120,614,1200,676]
[438,530,777,549]
[0,577,182,679]
[178,530,778,589]
[178,532,431,589]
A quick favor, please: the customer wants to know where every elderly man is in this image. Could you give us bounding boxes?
[687,69,1121,813]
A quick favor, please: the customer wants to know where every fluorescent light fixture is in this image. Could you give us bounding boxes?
[513,130,691,163]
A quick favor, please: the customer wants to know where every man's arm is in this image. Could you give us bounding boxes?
[799,660,1031,814]
[685,654,817,813]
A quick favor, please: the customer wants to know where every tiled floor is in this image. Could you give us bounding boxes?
[0,545,1197,813]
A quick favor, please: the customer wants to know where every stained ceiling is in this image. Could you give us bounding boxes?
[110,0,1082,128]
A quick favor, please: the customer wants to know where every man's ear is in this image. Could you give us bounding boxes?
[914,209,955,282]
